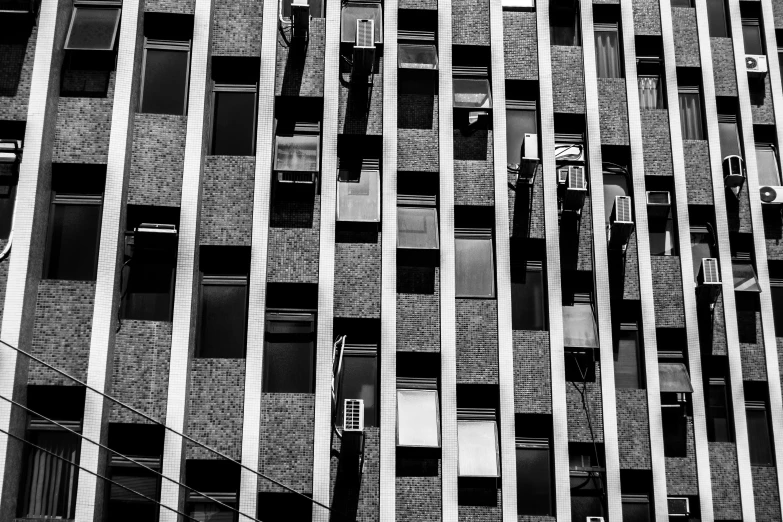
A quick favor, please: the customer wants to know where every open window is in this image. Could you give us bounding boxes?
[64,0,121,51]
[756,142,781,187]
[0,122,23,241]
[274,120,320,185]
[455,227,495,298]
[263,310,316,393]
[515,414,553,515]
[397,194,439,250]
[637,37,665,109]
[185,460,240,522]
[562,292,598,349]
[457,408,500,478]
[337,158,381,223]
[333,321,379,428]
[139,14,193,115]
[506,96,538,179]
[646,177,677,256]
[732,236,761,293]
[614,313,644,389]
[690,221,718,281]
[396,377,440,448]
[398,27,437,70]
[453,67,492,112]
[341,1,383,44]
[210,57,259,156]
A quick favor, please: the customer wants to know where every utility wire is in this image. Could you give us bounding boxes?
[0,393,261,522]
[0,425,200,522]
[0,338,339,517]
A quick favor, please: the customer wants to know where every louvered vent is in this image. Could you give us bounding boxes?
[343,398,364,432]
[701,258,720,284]
[646,190,670,206]
[667,497,690,517]
[278,171,315,184]
[568,166,586,190]
[356,19,374,47]
[614,196,632,223]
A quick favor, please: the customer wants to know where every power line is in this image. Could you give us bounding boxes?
[0,393,261,522]
[0,425,200,522]
[0,338,339,516]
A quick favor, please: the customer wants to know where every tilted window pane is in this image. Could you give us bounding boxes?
[562,302,598,348]
[65,7,121,51]
[397,207,439,249]
[453,78,492,109]
[46,202,102,281]
[756,146,781,186]
[275,135,319,172]
[718,120,741,158]
[123,262,175,321]
[337,354,378,427]
[340,3,383,43]
[337,170,380,223]
[733,262,761,292]
[506,109,537,165]
[141,48,190,115]
[457,420,499,477]
[516,446,552,515]
[649,217,675,256]
[511,269,546,330]
[397,389,440,447]
[198,280,247,358]
[747,407,774,465]
[263,338,314,393]
[455,233,495,297]
[212,91,256,156]
[658,362,694,393]
[398,44,438,70]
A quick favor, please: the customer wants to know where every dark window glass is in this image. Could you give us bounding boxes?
[453,78,493,109]
[397,205,439,250]
[595,25,622,78]
[662,406,687,457]
[718,119,742,158]
[211,89,257,156]
[516,441,553,515]
[670,0,693,7]
[747,402,774,465]
[550,0,580,45]
[603,172,629,226]
[123,261,176,321]
[649,215,676,256]
[19,430,80,518]
[263,312,315,393]
[743,20,763,55]
[691,227,716,281]
[257,492,313,522]
[282,0,322,17]
[0,184,16,240]
[614,325,642,389]
[506,107,537,165]
[707,0,729,37]
[64,7,121,51]
[707,379,733,442]
[622,496,651,522]
[187,501,237,522]
[511,262,546,330]
[44,195,102,281]
[140,44,190,115]
[679,90,704,140]
[197,275,248,358]
[571,494,603,522]
[455,228,495,298]
[108,467,161,522]
[771,283,783,336]
[336,349,378,427]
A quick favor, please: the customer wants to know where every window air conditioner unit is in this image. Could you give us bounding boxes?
[722,155,745,196]
[746,55,768,76]
[557,166,570,184]
[278,171,317,184]
[586,518,605,522]
[668,497,690,517]
[697,257,721,302]
[353,19,376,74]
[760,185,783,204]
[290,0,310,39]
[516,132,539,180]
[646,190,671,219]
[343,399,365,432]
[609,196,634,249]
[563,166,587,211]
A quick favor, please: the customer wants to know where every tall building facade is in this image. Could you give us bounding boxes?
[0,0,783,518]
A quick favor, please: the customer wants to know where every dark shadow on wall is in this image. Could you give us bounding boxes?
[0,40,27,97]
[398,70,435,130]
[397,250,438,294]
[762,205,783,242]
[280,36,307,96]
[270,184,316,228]
[511,178,532,239]
[453,124,489,161]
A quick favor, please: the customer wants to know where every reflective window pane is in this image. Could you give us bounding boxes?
[614,328,641,389]
[141,48,190,115]
[397,389,440,447]
[743,23,763,55]
[337,170,380,223]
[398,44,438,70]
[707,0,728,37]
[197,279,247,358]
[756,146,781,186]
[511,268,546,330]
[455,233,495,297]
[397,207,439,249]
[65,7,120,51]
[747,406,774,465]
[718,120,741,158]
[562,302,598,348]
[453,78,492,109]
[337,354,378,427]
[123,261,175,321]
[45,202,102,281]
[212,91,256,156]
[457,420,499,477]
[275,135,319,172]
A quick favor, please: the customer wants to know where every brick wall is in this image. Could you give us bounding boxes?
[52,73,116,164]
[212,0,262,57]
[338,55,384,136]
[551,46,585,114]
[199,156,255,246]
[456,299,499,384]
[454,128,495,206]
[623,234,642,301]
[397,266,440,352]
[752,466,782,522]
[258,393,314,494]
[775,0,783,29]
[29,280,95,385]
[598,79,629,146]
[672,8,700,68]
[503,11,538,81]
[143,0,195,14]
[740,313,767,381]
[0,247,9,330]
[128,113,187,206]
[0,24,38,120]
[330,427,379,521]
[616,389,651,469]
[397,460,441,521]
[267,193,321,284]
[509,165,546,240]
[513,330,551,414]
[711,38,738,97]
[399,0,437,9]
[186,358,245,460]
[750,75,775,125]
[711,294,728,356]
[458,489,501,521]
[709,442,743,520]
[398,90,439,172]
[276,19,326,97]
[641,110,673,177]
[334,233,381,318]
[651,256,685,327]
[633,0,662,35]
[110,320,172,423]
[566,362,604,443]
[665,417,699,495]
[452,0,491,46]
[683,140,714,205]
[577,201,594,271]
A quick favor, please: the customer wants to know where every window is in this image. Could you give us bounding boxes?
[211,84,257,156]
[455,228,495,298]
[516,438,553,515]
[678,86,704,140]
[64,2,121,51]
[563,293,599,348]
[637,57,664,110]
[196,238,250,360]
[397,195,439,250]
[107,424,164,522]
[747,400,774,465]
[257,492,313,521]
[140,39,191,115]
[341,1,383,44]
[398,42,438,70]
[756,143,781,186]
[707,0,729,37]
[453,70,493,110]
[603,166,630,227]
[742,17,763,55]
[718,114,742,158]
[274,122,320,178]
[771,266,783,336]
[622,495,651,522]
[281,0,322,17]
[661,405,687,457]
[44,192,103,281]
[335,343,378,427]
[457,408,500,477]
[707,378,733,442]
[511,240,546,330]
[550,0,580,45]
[658,362,694,394]
[397,377,440,447]
[595,23,622,78]
[337,159,381,223]
[732,252,761,293]
[185,460,239,522]
[0,183,15,240]
[263,311,316,393]
[506,100,537,166]
[569,447,605,521]
[690,225,717,281]
[647,188,676,256]
[615,322,643,389]
[670,0,693,7]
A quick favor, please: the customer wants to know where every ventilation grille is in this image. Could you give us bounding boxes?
[356,19,374,47]
[614,196,632,223]
[343,399,364,432]
[701,258,720,284]
[667,497,690,517]
[568,166,586,190]
[278,171,316,184]
[646,190,670,206]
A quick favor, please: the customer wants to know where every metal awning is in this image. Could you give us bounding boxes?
[658,362,694,393]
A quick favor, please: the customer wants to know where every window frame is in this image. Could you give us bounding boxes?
[398,42,439,70]
[707,0,729,37]
[454,227,496,298]
[516,437,553,515]
[755,143,781,186]
[457,408,501,478]
[196,274,249,358]
[594,22,622,78]
[43,192,103,281]
[707,377,734,442]
[742,17,764,55]
[340,1,383,44]
[273,122,321,175]
[139,38,192,116]
[396,377,441,448]
[614,321,644,389]
[511,259,547,331]
[397,194,439,250]
[506,99,538,166]
[335,343,379,428]
[210,83,258,156]
[63,2,122,52]
[562,292,599,349]
[336,160,381,223]
[678,86,705,140]
[746,400,775,466]
[262,309,317,393]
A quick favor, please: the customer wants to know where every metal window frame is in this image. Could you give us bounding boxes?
[63,2,122,51]
[456,408,501,478]
[273,122,321,174]
[196,274,249,358]
[139,38,192,116]
[396,194,439,250]
[43,193,103,280]
[397,42,439,70]
[210,83,259,156]
[454,227,496,298]
[396,377,441,448]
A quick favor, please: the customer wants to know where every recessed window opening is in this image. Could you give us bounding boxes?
[337,157,381,223]
[139,13,194,115]
[707,0,729,37]
[621,471,652,522]
[756,141,781,186]
[505,92,538,171]
[210,57,259,156]
[263,308,316,393]
[594,7,622,78]
[457,408,500,478]
[397,376,440,448]
[614,305,644,389]
[63,0,121,51]
[340,0,383,44]
[690,218,718,281]
[706,357,734,442]
[281,0,323,17]
[333,318,379,428]
[550,0,580,45]
[562,272,598,349]
[602,160,631,228]
[569,443,606,521]
[636,36,666,109]
[741,3,764,55]
[646,176,677,256]
[516,414,554,516]
[769,261,783,337]
[678,84,705,140]
[453,47,493,127]
[510,238,547,331]
[745,383,774,466]
[185,460,240,522]
[0,121,24,241]
[455,207,496,298]
[274,103,321,185]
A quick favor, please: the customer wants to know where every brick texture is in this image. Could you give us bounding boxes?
[212,0,262,57]
[513,330,551,414]
[552,46,585,114]
[616,389,651,469]
[128,113,187,207]
[398,89,439,172]
[199,156,255,246]
[452,0,491,46]
[509,165,545,240]
[683,140,714,205]
[752,466,782,522]
[598,79,629,146]
[397,460,441,521]
[276,18,326,97]
[454,127,495,206]
[623,234,641,300]
[258,393,314,493]
[651,256,685,327]
[143,0,195,14]
[750,74,775,125]
[399,0,436,8]
[456,299,499,384]
[665,417,699,495]
[711,38,738,97]
[672,8,701,68]
[0,25,38,120]
[740,312,767,381]
[334,233,381,318]
[503,11,538,81]
[566,362,604,443]
[711,294,728,356]
[633,0,662,35]
[709,442,743,520]
[267,193,321,284]
[397,266,440,352]
[458,489,501,521]
[641,110,674,177]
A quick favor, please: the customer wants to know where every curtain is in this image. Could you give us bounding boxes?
[595,29,621,78]
[22,431,79,518]
[679,92,704,140]
[638,76,662,110]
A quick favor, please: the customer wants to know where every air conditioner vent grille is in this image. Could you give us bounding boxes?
[701,258,720,284]
[356,19,374,47]
[343,398,364,431]
[614,196,632,223]
[568,166,586,190]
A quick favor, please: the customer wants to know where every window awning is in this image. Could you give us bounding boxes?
[398,43,438,70]
[658,362,694,393]
[340,2,383,44]
[336,169,380,223]
[453,78,492,109]
[64,6,121,51]
[733,262,761,292]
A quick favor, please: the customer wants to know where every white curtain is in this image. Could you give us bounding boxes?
[22,431,78,518]
[638,76,662,110]
[595,30,621,78]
